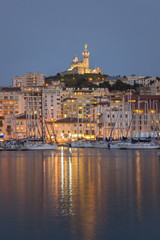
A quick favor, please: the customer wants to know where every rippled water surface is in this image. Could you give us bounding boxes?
[0,148,160,240]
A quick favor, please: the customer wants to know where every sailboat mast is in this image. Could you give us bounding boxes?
[31,96,33,138]
[26,98,28,138]
[82,104,83,138]
[33,96,36,138]
[41,87,45,142]
[138,96,140,139]
[28,96,30,138]
[37,96,39,139]
[96,98,99,138]
[122,96,124,138]
[130,91,132,139]
[90,106,92,140]
[118,105,120,140]
[77,107,79,140]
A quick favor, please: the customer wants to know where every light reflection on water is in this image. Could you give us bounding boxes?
[0,148,160,240]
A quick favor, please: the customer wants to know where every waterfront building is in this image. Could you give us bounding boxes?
[14,114,27,139]
[92,100,131,139]
[62,88,108,119]
[62,89,97,119]
[54,117,95,142]
[0,113,55,141]
[44,87,61,121]
[102,107,131,140]
[0,114,96,142]
[92,94,160,139]
[0,114,26,140]
[60,45,102,77]
[0,116,5,140]
[0,90,159,141]
[23,86,43,119]
[21,86,62,140]
[0,87,24,116]
[127,95,160,136]
[63,89,95,119]
[62,97,77,118]
[23,86,61,120]
[0,86,62,140]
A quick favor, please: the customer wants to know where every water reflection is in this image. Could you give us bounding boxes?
[0,149,160,240]
[135,151,142,221]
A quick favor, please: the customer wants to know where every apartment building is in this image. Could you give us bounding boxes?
[12,76,23,88]
[13,72,45,88]
[136,77,157,86]
[44,87,61,121]
[0,87,24,116]
[0,114,23,140]
[127,75,145,85]
[54,117,95,142]
[150,80,160,95]
[62,89,101,119]
[23,87,43,119]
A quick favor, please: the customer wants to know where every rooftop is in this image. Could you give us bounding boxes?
[54,117,91,124]
[0,87,21,92]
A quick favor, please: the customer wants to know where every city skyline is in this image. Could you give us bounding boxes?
[0,0,160,86]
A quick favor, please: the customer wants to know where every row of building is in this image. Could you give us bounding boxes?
[0,45,160,142]
[0,82,160,142]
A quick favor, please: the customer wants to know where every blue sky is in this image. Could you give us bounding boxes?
[0,0,160,86]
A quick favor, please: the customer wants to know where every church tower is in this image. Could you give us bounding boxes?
[82,44,89,72]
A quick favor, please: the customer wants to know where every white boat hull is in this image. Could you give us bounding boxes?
[93,142,109,149]
[119,142,160,150]
[71,141,94,148]
[109,143,121,149]
[23,143,58,150]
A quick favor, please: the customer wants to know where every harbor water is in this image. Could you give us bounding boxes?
[0,148,160,240]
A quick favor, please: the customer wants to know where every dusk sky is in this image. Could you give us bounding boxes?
[0,0,160,86]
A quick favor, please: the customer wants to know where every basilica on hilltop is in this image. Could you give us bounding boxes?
[60,45,102,77]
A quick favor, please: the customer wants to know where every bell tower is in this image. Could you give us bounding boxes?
[82,44,89,72]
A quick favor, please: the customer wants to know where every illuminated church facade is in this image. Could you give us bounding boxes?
[60,45,102,77]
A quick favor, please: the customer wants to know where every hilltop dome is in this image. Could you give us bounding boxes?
[73,55,78,63]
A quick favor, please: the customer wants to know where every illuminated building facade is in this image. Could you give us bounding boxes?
[44,87,61,121]
[60,45,102,77]
[12,76,23,88]
[150,80,160,95]
[0,87,24,116]
[62,89,106,119]
[54,117,95,142]
[13,72,45,88]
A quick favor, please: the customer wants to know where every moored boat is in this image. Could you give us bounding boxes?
[71,140,95,148]
[119,141,160,150]
[93,141,109,149]
[22,141,58,150]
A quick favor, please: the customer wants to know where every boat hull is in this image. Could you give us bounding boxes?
[23,143,58,150]
[119,143,160,150]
